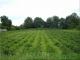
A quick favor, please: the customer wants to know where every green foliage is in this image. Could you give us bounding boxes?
[11,25,20,30]
[24,17,33,29]
[46,17,53,28]
[34,17,44,28]
[76,24,80,30]
[20,24,24,29]
[0,15,12,30]
[1,12,80,30]
[68,23,76,29]
[0,29,80,60]
[52,16,59,28]
[59,18,66,29]
[0,25,7,29]
[11,26,16,30]
[65,13,79,29]
[1,47,9,55]
[15,26,20,30]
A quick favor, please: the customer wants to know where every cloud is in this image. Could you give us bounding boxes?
[0,0,79,26]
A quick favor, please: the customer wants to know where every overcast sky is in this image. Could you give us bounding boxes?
[0,0,79,26]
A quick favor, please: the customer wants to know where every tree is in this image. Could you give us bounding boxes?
[52,16,59,28]
[43,21,47,28]
[34,17,44,28]
[76,24,80,30]
[24,17,33,29]
[46,17,53,28]
[1,15,12,30]
[1,16,9,26]
[7,20,12,30]
[15,26,20,30]
[76,20,80,30]
[20,24,24,29]
[65,13,79,29]
[59,18,67,29]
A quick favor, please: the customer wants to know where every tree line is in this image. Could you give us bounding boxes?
[0,12,80,30]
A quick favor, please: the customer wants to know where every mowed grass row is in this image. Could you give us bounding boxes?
[0,29,80,60]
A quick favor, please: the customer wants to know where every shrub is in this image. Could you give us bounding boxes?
[0,25,7,29]
[11,26,16,30]
[68,23,76,29]
[76,24,80,30]
[2,47,10,55]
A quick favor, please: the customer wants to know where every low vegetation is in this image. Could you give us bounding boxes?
[0,29,80,60]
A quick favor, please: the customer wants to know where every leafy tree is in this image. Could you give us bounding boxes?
[52,16,59,28]
[76,24,80,30]
[24,17,33,29]
[1,15,12,30]
[20,24,24,29]
[43,21,47,28]
[66,13,79,29]
[7,20,12,30]
[34,17,44,28]
[76,20,80,30]
[46,17,53,28]
[59,18,67,29]
[18,12,80,29]
[1,16,9,26]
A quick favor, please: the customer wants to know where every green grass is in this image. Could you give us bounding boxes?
[0,29,80,60]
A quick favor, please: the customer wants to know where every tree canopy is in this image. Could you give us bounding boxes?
[0,15,12,30]
[24,17,33,29]
[34,17,44,28]
[0,12,80,30]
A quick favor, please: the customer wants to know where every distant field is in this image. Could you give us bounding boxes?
[0,29,80,60]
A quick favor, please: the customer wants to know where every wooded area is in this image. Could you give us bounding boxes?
[0,13,80,30]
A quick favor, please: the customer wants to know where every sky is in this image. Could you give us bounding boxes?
[0,0,80,26]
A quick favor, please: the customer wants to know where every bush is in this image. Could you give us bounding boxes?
[1,46,10,55]
[0,25,7,29]
[76,24,80,30]
[11,26,21,30]
[11,26,16,30]
[68,23,76,29]
[15,26,21,30]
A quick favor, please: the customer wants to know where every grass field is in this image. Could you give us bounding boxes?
[0,29,80,60]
